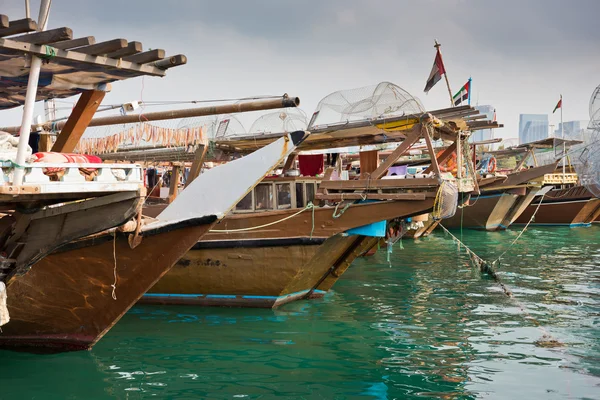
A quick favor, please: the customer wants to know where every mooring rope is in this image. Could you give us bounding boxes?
[210,202,316,238]
[111,231,118,300]
[439,193,562,347]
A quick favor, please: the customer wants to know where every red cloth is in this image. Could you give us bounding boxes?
[31,152,102,176]
[298,154,324,176]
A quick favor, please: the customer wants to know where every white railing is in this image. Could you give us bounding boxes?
[0,162,144,194]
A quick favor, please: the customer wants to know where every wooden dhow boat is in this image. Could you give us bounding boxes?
[140,101,493,307]
[0,11,306,351]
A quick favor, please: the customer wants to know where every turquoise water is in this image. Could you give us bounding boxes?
[1,226,599,399]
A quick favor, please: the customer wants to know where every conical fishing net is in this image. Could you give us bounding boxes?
[248,109,308,134]
[308,82,425,128]
[432,180,459,220]
[572,85,600,197]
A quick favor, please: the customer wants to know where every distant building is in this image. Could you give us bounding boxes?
[519,114,548,144]
[470,105,495,143]
[553,120,588,140]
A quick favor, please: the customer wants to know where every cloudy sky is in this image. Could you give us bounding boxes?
[2,0,599,139]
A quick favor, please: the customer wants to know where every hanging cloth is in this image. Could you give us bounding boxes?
[298,154,324,176]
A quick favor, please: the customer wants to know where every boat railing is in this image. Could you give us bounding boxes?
[0,162,143,195]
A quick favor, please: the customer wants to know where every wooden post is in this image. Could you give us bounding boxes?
[314,167,335,206]
[370,124,424,179]
[168,165,181,203]
[434,40,454,107]
[514,149,533,171]
[184,144,207,188]
[38,132,53,152]
[456,135,463,179]
[51,90,106,153]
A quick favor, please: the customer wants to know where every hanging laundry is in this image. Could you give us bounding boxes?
[298,154,324,176]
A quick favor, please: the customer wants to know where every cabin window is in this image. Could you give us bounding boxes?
[306,183,316,203]
[255,183,273,210]
[276,183,292,209]
[236,191,253,211]
[295,183,304,208]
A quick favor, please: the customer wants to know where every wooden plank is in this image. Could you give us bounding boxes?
[50,36,95,49]
[51,90,106,153]
[314,167,334,206]
[359,150,378,179]
[74,38,127,55]
[319,177,439,190]
[106,41,143,58]
[316,193,428,201]
[124,49,165,64]
[184,145,208,188]
[0,38,167,77]
[0,15,8,29]
[0,18,37,37]
[10,27,73,45]
[423,141,456,174]
[422,125,441,178]
[370,124,423,179]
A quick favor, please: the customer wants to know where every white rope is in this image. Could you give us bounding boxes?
[111,231,118,300]
[210,202,316,238]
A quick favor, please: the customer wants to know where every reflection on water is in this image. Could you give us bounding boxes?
[0,227,599,399]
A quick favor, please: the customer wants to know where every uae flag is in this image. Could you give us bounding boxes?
[553,96,562,113]
[424,49,446,93]
[453,80,470,106]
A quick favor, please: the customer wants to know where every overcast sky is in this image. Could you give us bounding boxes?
[2,0,599,139]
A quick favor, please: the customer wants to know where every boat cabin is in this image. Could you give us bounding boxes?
[235,176,319,213]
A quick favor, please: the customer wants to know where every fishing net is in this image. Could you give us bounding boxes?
[308,82,425,128]
[571,84,600,196]
[432,180,459,220]
[248,109,308,134]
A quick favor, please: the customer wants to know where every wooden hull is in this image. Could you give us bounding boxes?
[441,189,536,231]
[0,218,215,352]
[142,199,432,308]
[514,186,600,227]
[143,234,378,308]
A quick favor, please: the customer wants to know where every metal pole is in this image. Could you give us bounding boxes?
[25,0,31,18]
[467,77,472,106]
[13,0,51,185]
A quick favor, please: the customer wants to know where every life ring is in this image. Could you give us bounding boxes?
[436,150,458,173]
[487,156,497,173]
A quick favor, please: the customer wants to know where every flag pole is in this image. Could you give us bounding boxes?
[561,94,565,179]
[468,77,472,106]
[434,40,454,107]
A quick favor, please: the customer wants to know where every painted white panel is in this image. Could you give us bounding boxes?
[152,134,297,225]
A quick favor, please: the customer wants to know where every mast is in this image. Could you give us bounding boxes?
[13,0,51,185]
[561,94,565,179]
[434,40,454,107]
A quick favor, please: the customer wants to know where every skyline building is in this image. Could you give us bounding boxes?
[519,114,549,144]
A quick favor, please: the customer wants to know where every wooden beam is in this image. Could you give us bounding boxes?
[422,125,441,178]
[370,124,424,179]
[106,41,143,58]
[0,18,37,37]
[124,49,165,64]
[168,165,181,203]
[184,145,208,188]
[423,141,456,174]
[152,54,187,70]
[282,152,297,173]
[74,38,127,55]
[51,90,106,153]
[316,193,428,201]
[0,38,167,77]
[50,36,95,49]
[314,167,334,206]
[319,177,439,190]
[10,27,73,45]
[0,15,8,29]
[514,148,533,171]
[359,150,378,179]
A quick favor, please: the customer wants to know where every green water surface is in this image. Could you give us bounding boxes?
[1,226,599,399]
